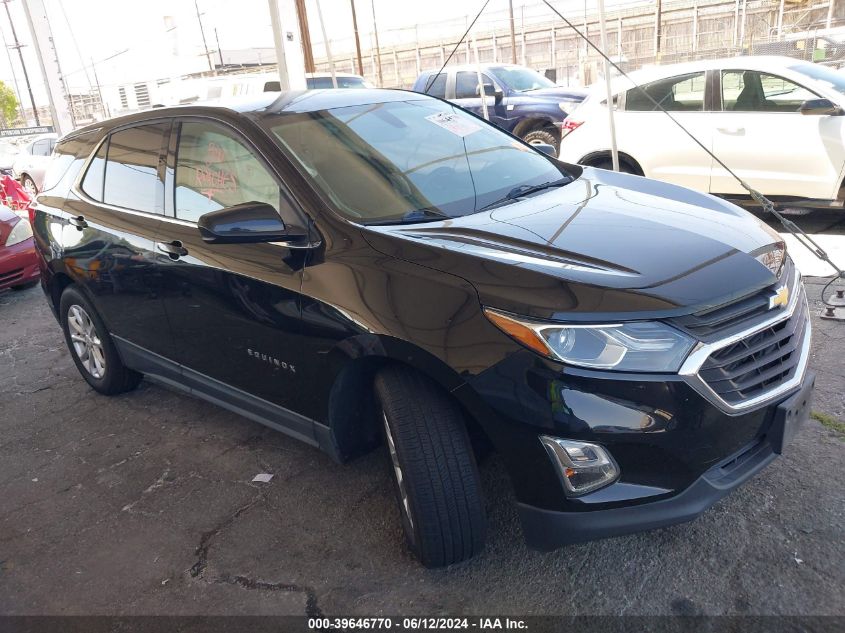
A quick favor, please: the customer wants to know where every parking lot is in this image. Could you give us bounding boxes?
[1,211,843,617]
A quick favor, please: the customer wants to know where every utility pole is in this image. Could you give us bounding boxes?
[294,0,315,73]
[654,0,663,59]
[0,23,22,120]
[21,0,73,134]
[90,57,107,119]
[508,0,517,64]
[314,0,336,88]
[350,0,364,76]
[268,0,290,90]
[193,0,213,72]
[3,0,38,125]
[214,27,223,67]
[371,0,383,87]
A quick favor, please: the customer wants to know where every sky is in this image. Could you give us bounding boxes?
[0,0,595,108]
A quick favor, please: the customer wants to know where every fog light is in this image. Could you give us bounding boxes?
[539,436,619,497]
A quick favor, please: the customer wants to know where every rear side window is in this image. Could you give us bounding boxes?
[41,131,100,195]
[174,120,291,223]
[31,139,51,156]
[423,73,447,98]
[626,72,706,112]
[102,122,169,214]
[81,140,107,201]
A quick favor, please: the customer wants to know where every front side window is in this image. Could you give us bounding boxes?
[722,70,820,112]
[174,121,286,223]
[103,122,169,214]
[266,98,569,224]
[455,72,497,99]
[626,72,706,111]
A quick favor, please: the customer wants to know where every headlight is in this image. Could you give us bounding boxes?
[483,308,695,372]
[5,217,33,246]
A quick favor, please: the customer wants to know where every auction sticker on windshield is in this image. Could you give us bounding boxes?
[426,112,481,137]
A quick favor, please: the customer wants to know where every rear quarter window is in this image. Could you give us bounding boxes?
[41,130,101,196]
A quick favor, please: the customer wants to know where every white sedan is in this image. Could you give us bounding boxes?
[558,56,845,207]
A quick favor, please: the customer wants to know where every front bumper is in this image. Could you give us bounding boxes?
[516,367,815,549]
[0,236,39,290]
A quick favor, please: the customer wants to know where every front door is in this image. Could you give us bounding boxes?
[154,118,309,418]
[709,69,844,200]
[452,70,509,129]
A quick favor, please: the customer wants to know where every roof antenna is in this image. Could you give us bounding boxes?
[540,0,844,310]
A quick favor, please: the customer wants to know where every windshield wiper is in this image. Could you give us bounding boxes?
[478,178,570,211]
[365,207,452,226]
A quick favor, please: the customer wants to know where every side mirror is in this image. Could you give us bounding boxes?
[197,201,306,244]
[532,142,557,157]
[477,82,504,102]
[799,98,843,116]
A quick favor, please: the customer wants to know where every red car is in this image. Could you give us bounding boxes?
[0,205,39,291]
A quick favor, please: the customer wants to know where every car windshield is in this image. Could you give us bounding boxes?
[790,62,845,96]
[490,66,556,92]
[307,76,371,89]
[265,98,570,224]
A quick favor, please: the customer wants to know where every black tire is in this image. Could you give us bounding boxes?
[59,285,142,395]
[374,365,486,568]
[21,174,37,196]
[522,128,559,152]
[590,158,638,174]
[11,280,38,291]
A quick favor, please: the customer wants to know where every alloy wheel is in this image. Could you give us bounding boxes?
[67,304,106,379]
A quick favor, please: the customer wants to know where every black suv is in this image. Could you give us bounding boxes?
[33,89,813,568]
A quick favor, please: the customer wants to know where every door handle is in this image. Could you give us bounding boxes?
[68,215,87,229]
[157,240,189,258]
[716,127,745,135]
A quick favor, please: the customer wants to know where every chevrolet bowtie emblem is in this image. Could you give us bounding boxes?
[769,286,789,309]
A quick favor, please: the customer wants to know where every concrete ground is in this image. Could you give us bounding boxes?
[1,250,843,615]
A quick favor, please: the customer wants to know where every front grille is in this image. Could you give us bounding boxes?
[0,268,23,284]
[674,259,793,341]
[697,284,808,405]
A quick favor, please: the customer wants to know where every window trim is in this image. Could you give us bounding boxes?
[73,117,175,221]
[718,68,823,113]
[169,115,306,227]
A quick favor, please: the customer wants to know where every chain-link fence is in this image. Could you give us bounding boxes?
[312,0,845,89]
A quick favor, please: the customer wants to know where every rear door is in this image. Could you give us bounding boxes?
[709,69,843,199]
[65,121,175,362]
[153,117,310,423]
[614,71,714,191]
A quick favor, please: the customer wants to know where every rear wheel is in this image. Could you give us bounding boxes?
[374,365,486,568]
[60,286,142,395]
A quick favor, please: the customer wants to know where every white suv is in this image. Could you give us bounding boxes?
[559,56,845,207]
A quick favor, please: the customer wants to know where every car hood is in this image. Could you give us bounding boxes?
[363,167,785,321]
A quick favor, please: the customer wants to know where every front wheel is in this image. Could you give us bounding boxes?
[522,128,559,152]
[21,175,37,196]
[60,286,142,395]
[375,365,486,568]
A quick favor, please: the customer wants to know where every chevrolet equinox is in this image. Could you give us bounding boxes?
[32,89,814,567]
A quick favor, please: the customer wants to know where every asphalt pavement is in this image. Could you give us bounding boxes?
[0,240,843,616]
